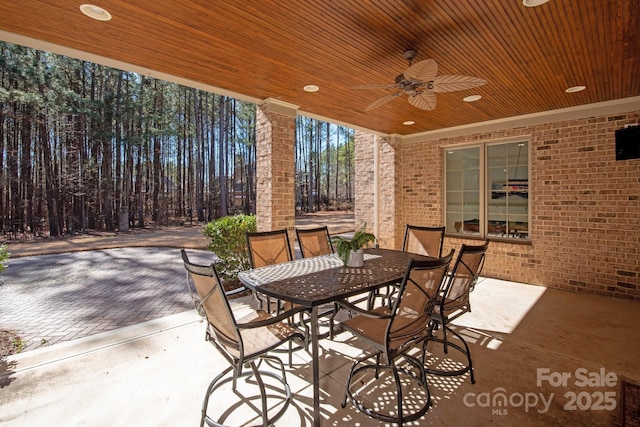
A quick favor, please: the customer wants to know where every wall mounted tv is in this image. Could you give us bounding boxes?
[615,125,640,161]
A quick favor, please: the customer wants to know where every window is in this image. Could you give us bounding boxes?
[445,140,529,240]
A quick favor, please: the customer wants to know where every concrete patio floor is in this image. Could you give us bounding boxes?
[2,275,639,426]
[1,215,639,426]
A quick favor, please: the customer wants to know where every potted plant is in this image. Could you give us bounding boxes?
[332,224,377,267]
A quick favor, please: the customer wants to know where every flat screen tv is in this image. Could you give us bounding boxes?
[615,125,640,161]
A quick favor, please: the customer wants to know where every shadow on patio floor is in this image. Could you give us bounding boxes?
[1,277,638,426]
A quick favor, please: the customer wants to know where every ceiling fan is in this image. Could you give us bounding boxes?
[353,49,487,112]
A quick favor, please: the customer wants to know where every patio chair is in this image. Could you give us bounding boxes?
[246,229,294,312]
[246,229,311,343]
[295,225,333,257]
[295,226,342,337]
[402,225,446,258]
[423,240,489,384]
[338,250,454,425]
[246,229,294,268]
[370,225,446,309]
[181,249,305,427]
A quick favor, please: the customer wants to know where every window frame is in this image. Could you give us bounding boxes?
[443,138,531,242]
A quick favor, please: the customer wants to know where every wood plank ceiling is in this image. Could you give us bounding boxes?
[0,0,638,135]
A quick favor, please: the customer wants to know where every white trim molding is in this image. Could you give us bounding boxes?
[402,96,640,144]
[261,98,299,116]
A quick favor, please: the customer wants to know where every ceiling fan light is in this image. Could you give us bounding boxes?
[79,4,112,21]
[523,0,550,7]
[463,95,482,102]
[565,85,586,93]
[303,85,319,93]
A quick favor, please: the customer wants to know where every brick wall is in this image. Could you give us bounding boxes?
[622,377,640,427]
[357,109,640,301]
[395,136,444,249]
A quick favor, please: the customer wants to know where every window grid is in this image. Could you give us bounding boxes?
[444,140,529,241]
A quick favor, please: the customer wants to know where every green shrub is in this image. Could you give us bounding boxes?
[0,244,8,275]
[203,214,256,280]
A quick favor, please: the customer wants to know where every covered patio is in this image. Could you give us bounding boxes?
[0,1,638,298]
[1,1,639,425]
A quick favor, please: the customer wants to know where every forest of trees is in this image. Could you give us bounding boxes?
[0,42,355,238]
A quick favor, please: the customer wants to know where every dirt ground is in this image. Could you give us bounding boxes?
[3,212,354,258]
[0,330,19,357]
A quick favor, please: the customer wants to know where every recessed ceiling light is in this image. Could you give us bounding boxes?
[80,4,112,21]
[523,0,550,7]
[403,120,415,126]
[303,85,319,93]
[463,95,482,102]
[565,85,586,93]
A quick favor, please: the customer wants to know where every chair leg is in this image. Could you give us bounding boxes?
[300,312,310,350]
[202,356,292,427]
[422,321,438,365]
[424,324,475,384]
[329,303,338,339]
[201,366,233,427]
[391,361,403,426]
[343,352,431,424]
[446,326,475,384]
[442,322,449,354]
[253,290,264,310]
[249,361,269,427]
[367,290,375,310]
[288,340,293,367]
[341,359,358,409]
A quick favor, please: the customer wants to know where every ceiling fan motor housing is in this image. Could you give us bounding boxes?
[402,49,417,62]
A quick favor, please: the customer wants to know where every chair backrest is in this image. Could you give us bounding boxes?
[402,225,445,258]
[387,250,454,350]
[181,249,240,350]
[246,229,293,268]
[441,240,489,312]
[296,226,333,258]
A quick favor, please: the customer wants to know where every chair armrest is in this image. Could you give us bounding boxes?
[225,285,248,297]
[335,299,391,319]
[236,305,308,329]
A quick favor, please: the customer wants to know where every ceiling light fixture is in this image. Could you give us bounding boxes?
[79,4,112,21]
[565,85,586,93]
[403,120,415,126]
[303,85,319,93]
[463,95,482,102]
[522,0,550,7]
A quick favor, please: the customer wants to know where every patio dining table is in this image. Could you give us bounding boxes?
[238,247,431,426]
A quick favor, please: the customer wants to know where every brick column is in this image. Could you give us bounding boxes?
[255,99,297,235]
[378,136,399,249]
[354,131,398,249]
[354,131,375,230]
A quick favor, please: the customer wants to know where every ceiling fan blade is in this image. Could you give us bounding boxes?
[351,84,398,90]
[365,92,402,111]
[403,59,438,81]
[408,91,437,110]
[433,75,487,92]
